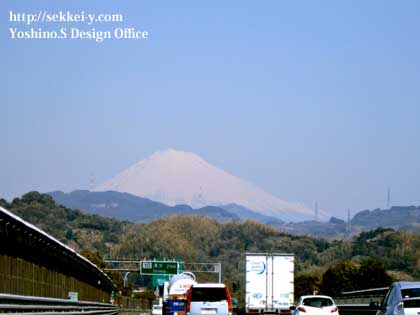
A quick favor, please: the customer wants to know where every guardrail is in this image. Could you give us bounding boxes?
[0,293,118,315]
[336,296,381,314]
[334,287,387,315]
[118,308,150,315]
[335,295,383,305]
[337,303,380,315]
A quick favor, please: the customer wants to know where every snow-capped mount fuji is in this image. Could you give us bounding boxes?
[95,149,313,222]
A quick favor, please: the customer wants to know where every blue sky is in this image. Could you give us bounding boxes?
[1,1,420,219]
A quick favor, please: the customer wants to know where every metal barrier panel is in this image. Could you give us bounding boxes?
[0,255,109,302]
[0,206,115,303]
[0,293,118,315]
[337,304,379,315]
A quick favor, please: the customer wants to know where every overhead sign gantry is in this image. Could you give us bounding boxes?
[140,260,179,275]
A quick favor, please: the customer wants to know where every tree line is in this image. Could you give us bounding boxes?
[2,192,420,305]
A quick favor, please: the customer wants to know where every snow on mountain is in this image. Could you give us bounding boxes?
[95,149,314,221]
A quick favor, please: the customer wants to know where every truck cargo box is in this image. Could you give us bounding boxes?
[245,253,294,314]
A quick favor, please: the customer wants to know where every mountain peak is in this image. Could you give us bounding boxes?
[95,149,313,221]
[150,148,196,158]
[146,149,207,165]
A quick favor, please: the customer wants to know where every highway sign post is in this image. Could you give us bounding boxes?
[140,261,178,275]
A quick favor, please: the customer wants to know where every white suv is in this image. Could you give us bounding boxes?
[186,283,232,315]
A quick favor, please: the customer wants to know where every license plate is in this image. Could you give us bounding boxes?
[201,309,217,314]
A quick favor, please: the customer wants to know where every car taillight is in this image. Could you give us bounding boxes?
[186,289,192,314]
[226,287,233,314]
[297,307,306,313]
[331,307,338,313]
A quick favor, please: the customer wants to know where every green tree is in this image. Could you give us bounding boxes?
[21,191,55,205]
[356,257,393,289]
[0,198,9,208]
[79,249,107,269]
[295,273,322,297]
[321,260,358,296]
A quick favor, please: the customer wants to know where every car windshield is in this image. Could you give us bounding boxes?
[302,297,333,308]
[401,288,420,298]
[191,287,226,302]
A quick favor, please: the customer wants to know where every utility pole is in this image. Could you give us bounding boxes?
[347,209,351,236]
[89,173,96,191]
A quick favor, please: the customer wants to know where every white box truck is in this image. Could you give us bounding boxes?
[245,253,294,315]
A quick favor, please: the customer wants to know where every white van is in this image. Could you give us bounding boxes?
[186,283,232,315]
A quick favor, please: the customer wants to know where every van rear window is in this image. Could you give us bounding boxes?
[191,288,227,302]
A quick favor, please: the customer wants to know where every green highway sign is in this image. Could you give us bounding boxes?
[153,274,171,286]
[140,261,178,275]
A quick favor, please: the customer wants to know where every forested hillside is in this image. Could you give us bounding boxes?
[2,192,420,303]
[48,190,240,223]
[48,190,420,238]
[0,191,128,253]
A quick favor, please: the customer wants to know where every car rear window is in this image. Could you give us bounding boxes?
[401,288,420,298]
[302,298,333,308]
[191,287,227,302]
